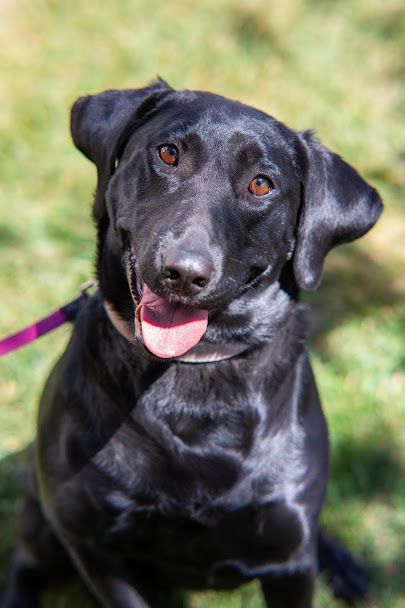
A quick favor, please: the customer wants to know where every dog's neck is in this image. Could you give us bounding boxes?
[103,300,250,364]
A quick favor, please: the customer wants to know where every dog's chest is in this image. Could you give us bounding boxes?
[91,363,261,494]
[51,358,309,586]
[86,404,306,584]
[97,484,305,588]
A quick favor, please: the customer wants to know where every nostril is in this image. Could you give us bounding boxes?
[192,277,208,288]
[162,267,180,281]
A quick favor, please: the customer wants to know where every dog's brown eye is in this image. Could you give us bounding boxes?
[248,175,273,196]
[158,144,178,166]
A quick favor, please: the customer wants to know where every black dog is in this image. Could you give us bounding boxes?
[2,80,382,607]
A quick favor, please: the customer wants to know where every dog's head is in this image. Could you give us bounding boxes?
[71,80,382,359]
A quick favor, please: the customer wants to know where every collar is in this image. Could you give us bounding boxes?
[103,300,249,364]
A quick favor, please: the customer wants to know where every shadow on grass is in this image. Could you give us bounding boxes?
[325,439,405,601]
[331,434,404,501]
[304,243,404,351]
[309,244,405,600]
[0,244,403,605]
[0,450,26,589]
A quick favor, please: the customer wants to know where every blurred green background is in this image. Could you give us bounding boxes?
[0,0,404,606]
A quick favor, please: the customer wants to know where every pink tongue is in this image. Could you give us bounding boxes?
[138,286,208,359]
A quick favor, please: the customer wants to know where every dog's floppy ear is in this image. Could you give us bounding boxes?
[70,79,173,220]
[293,131,383,290]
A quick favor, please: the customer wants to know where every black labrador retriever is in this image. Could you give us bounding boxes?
[2,80,382,608]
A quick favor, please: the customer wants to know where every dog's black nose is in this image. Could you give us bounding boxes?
[161,248,213,296]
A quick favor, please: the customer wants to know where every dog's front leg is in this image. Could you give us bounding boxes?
[260,571,314,608]
[63,543,150,608]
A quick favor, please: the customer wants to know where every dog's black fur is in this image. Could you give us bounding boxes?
[2,80,382,607]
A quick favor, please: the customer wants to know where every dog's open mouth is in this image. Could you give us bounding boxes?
[126,252,208,359]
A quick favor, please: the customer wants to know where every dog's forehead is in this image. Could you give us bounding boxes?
[154,91,297,156]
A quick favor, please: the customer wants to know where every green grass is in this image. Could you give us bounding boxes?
[0,0,404,605]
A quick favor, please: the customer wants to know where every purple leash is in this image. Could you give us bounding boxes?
[0,281,94,357]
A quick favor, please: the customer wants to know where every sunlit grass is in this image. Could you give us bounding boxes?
[0,0,404,605]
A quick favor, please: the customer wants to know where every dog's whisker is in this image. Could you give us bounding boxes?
[229,257,250,266]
